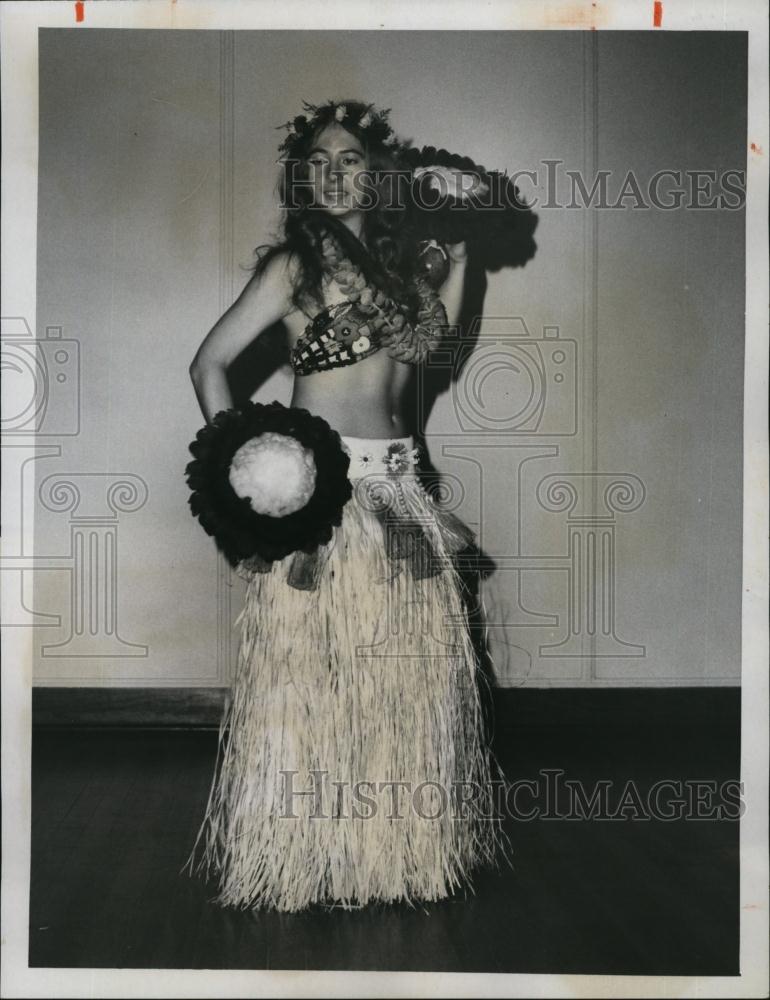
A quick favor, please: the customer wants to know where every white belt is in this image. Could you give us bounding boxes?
[340,435,421,478]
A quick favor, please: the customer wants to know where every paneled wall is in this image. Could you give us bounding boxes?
[28,29,745,687]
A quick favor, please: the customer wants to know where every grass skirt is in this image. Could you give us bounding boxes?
[182,436,508,912]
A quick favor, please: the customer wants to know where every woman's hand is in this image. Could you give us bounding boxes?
[445,241,468,264]
[413,165,489,202]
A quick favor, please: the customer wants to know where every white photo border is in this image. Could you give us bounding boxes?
[1,1,767,997]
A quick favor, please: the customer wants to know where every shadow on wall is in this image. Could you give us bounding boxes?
[416,200,538,691]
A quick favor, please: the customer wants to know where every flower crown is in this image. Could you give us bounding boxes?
[276,100,404,160]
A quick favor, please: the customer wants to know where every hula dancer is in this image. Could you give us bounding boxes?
[182,99,516,911]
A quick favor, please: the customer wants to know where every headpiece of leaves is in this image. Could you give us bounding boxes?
[276,99,404,159]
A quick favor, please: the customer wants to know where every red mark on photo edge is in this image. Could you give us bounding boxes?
[653,1,663,27]
[750,142,763,155]
[75,1,84,22]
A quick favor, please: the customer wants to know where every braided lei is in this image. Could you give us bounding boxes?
[291,231,449,373]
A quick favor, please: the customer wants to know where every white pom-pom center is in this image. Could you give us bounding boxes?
[228,432,317,517]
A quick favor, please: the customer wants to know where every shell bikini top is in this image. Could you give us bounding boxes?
[289,235,450,375]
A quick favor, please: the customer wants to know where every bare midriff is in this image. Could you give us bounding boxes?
[282,283,417,439]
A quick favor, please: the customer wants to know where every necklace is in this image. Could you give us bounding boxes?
[319,232,449,365]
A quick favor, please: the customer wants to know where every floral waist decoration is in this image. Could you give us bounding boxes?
[385,442,420,475]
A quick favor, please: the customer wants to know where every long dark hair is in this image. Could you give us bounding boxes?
[253,99,422,319]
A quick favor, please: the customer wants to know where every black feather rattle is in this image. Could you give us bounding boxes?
[403,144,536,279]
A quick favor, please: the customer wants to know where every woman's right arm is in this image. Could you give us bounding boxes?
[189,252,297,423]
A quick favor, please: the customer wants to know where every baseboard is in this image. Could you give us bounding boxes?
[31,686,741,730]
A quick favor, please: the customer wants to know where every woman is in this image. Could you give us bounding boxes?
[183,99,507,912]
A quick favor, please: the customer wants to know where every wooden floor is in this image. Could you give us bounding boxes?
[29,697,740,974]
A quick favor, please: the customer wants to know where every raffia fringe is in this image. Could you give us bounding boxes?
[181,474,510,911]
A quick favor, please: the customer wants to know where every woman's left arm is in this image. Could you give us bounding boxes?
[439,241,468,329]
